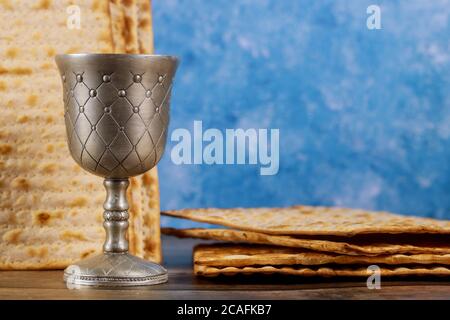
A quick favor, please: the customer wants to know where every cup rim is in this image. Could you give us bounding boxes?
[55,53,179,63]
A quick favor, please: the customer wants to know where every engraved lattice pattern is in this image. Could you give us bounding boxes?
[61,69,172,178]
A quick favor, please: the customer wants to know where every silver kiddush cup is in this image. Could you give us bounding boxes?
[56,54,178,287]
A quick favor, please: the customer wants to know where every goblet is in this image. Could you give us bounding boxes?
[55,54,178,287]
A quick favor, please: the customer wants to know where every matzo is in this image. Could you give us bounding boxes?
[194,244,450,278]
[136,0,154,54]
[195,264,450,278]
[0,0,161,269]
[133,0,161,263]
[194,244,450,267]
[163,227,450,256]
[103,0,161,263]
[162,206,450,236]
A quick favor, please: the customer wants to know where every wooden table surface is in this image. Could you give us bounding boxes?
[1,236,450,300]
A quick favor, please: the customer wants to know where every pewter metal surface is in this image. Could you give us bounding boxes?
[64,253,168,287]
[56,54,178,179]
[56,54,178,287]
[103,179,129,253]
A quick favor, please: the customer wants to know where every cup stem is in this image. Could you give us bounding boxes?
[102,178,130,253]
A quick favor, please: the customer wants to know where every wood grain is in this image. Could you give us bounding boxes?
[0,236,449,300]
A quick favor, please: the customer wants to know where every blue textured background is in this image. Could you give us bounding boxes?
[152,0,450,227]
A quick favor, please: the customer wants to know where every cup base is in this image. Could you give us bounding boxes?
[64,252,168,288]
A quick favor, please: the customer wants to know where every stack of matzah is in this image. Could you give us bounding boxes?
[0,0,161,269]
[162,206,450,277]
